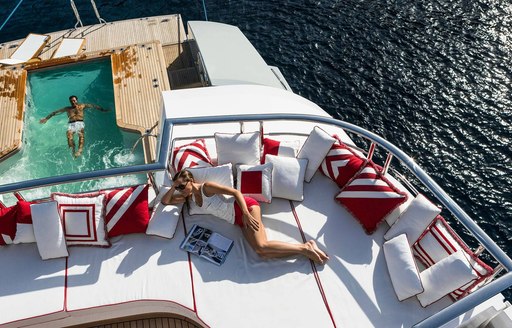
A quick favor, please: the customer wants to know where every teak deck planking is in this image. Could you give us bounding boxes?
[0,14,193,163]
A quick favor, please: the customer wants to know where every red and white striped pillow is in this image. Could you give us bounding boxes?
[261,138,300,163]
[336,162,408,234]
[104,184,150,237]
[320,142,366,189]
[412,216,493,299]
[0,205,17,245]
[171,139,213,173]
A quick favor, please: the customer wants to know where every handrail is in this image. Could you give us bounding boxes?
[1,113,510,328]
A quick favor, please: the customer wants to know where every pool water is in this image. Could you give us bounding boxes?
[0,59,147,203]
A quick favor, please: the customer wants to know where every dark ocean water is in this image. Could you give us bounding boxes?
[1,0,510,300]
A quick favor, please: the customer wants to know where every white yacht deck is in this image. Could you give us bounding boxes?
[0,85,508,328]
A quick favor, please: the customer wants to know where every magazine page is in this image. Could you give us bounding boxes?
[180,224,234,265]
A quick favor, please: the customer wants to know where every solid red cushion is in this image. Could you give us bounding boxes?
[336,162,408,234]
[320,142,366,188]
[104,184,150,237]
[0,205,18,245]
[16,200,34,224]
[171,139,213,173]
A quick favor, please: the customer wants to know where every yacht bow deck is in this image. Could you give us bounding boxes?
[0,15,199,163]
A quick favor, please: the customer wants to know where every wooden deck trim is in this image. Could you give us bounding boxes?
[0,69,26,160]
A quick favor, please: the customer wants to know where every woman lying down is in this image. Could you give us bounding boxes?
[161,169,329,264]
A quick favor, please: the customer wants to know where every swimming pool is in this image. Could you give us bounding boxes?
[0,59,147,204]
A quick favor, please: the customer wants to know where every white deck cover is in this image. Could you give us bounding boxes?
[188,21,285,89]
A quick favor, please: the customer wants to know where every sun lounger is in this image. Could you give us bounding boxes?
[51,38,86,59]
[0,33,50,65]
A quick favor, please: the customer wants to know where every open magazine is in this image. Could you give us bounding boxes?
[180,224,234,266]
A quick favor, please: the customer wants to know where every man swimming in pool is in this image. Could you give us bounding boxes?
[40,95,109,157]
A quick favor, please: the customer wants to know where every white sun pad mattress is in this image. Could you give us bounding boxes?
[65,225,194,312]
[0,244,66,326]
[293,173,505,328]
[183,199,335,327]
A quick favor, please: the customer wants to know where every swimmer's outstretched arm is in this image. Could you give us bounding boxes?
[40,107,67,123]
[84,103,109,112]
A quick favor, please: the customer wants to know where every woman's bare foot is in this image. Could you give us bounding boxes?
[304,240,329,264]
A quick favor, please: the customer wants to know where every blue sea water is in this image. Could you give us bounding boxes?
[1,0,510,299]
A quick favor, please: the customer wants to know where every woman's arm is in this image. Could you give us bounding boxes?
[160,181,187,205]
[203,181,260,231]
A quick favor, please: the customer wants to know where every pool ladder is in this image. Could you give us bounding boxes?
[131,121,159,155]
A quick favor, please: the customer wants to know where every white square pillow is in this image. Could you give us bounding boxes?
[383,234,423,301]
[187,164,234,215]
[265,154,308,201]
[146,186,183,239]
[297,126,336,182]
[187,163,234,187]
[384,194,441,245]
[215,131,261,167]
[417,250,478,307]
[236,163,273,203]
[52,192,110,247]
[31,201,69,260]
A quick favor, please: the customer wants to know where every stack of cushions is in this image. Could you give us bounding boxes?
[169,127,415,233]
[0,184,187,260]
[412,215,493,300]
[13,200,37,243]
[168,127,338,204]
[0,204,17,245]
[0,198,41,245]
[382,193,493,306]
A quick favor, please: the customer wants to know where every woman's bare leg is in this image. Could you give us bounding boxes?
[241,206,328,264]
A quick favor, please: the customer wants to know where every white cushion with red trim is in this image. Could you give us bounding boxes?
[384,194,441,245]
[0,204,17,245]
[104,184,150,237]
[297,126,336,182]
[146,186,183,239]
[215,131,261,167]
[171,138,213,173]
[31,201,69,260]
[417,250,478,307]
[383,234,424,301]
[236,163,273,203]
[13,200,36,244]
[265,155,308,201]
[412,215,493,299]
[319,141,366,189]
[335,163,408,234]
[261,138,300,163]
[52,192,109,247]
[383,173,414,227]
